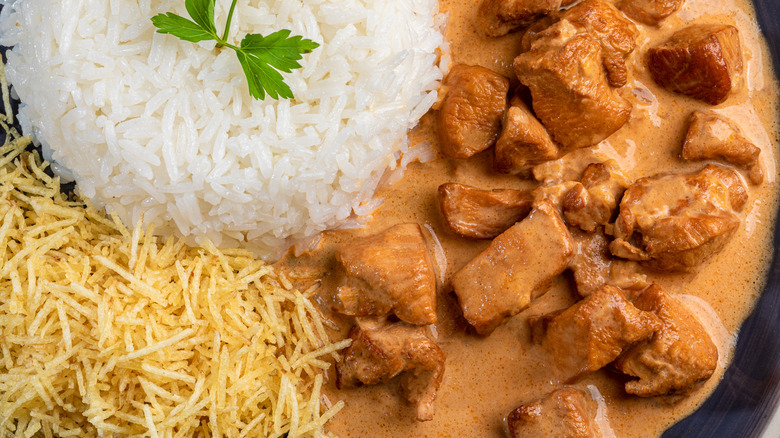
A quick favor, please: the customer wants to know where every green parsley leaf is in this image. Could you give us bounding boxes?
[235,50,291,100]
[150,12,216,43]
[150,0,319,101]
[240,30,320,73]
[185,0,217,35]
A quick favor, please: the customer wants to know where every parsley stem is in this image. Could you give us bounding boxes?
[220,41,241,52]
[151,0,319,100]
[221,0,239,42]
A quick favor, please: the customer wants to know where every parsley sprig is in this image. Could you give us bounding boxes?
[151,0,319,100]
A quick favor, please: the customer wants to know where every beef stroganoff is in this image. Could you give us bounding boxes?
[0,0,778,437]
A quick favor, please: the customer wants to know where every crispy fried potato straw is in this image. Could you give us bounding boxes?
[0,72,347,438]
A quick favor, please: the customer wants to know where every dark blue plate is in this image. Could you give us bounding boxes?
[662,1,780,436]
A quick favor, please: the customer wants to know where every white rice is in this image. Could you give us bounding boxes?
[0,0,445,257]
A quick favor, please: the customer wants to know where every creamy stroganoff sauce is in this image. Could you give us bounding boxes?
[277,0,779,436]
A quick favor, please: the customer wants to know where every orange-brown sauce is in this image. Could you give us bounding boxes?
[277,0,779,436]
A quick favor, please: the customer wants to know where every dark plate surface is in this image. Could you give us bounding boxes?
[0,1,778,437]
[663,0,780,436]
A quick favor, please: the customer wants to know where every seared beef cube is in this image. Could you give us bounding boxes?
[438,64,510,159]
[494,98,560,174]
[514,25,632,150]
[533,285,661,382]
[507,387,603,438]
[682,110,763,184]
[477,0,563,38]
[562,0,640,87]
[615,285,718,396]
[336,319,445,421]
[532,149,615,183]
[618,0,685,25]
[608,261,650,292]
[563,160,631,232]
[335,223,437,325]
[569,234,649,296]
[601,53,629,89]
[610,164,747,271]
[521,16,557,52]
[569,230,612,297]
[647,24,743,105]
[438,183,533,239]
[531,181,582,211]
[451,200,574,335]
[521,0,639,87]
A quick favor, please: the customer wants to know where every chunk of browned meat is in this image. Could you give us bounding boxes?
[682,110,763,184]
[618,0,685,25]
[507,387,603,438]
[531,181,580,210]
[532,148,614,183]
[608,261,650,291]
[563,160,631,232]
[569,230,612,297]
[438,183,533,239]
[615,285,718,396]
[568,231,651,297]
[494,97,560,174]
[438,64,510,159]
[336,319,445,421]
[477,0,563,37]
[521,16,557,52]
[610,164,747,271]
[451,199,574,335]
[601,52,630,89]
[561,0,640,87]
[335,223,437,325]
[532,285,661,382]
[514,25,632,150]
[521,0,639,87]
[647,24,743,105]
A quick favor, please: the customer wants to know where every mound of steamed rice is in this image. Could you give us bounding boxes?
[0,0,445,257]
